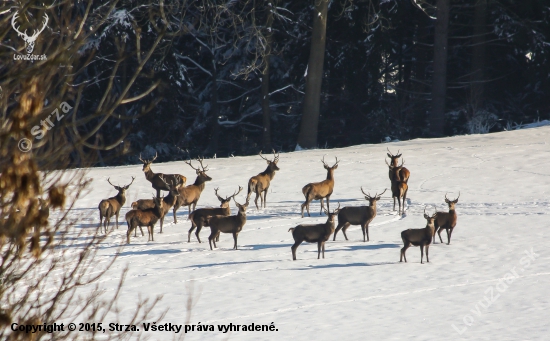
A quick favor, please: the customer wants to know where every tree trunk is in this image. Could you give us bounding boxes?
[430,0,451,136]
[261,0,275,150]
[207,59,220,154]
[296,0,329,150]
[470,0,488,113]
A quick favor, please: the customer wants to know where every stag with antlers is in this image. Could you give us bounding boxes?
[246,150,280,210]
[173,158,212,222]
[139,152,187,198]
[301,156,339,218]
[434,193,460,245]
[11,11,49,54]
[386,148,410,184]
[386,158,408,215]
[98,177,135,233]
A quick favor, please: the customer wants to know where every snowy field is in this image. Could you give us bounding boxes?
[56,126,549,340]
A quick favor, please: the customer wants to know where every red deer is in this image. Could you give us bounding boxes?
[386,148,410,183]
[246,150,280,209]
[386,159,408,215]
[333,188,387,242]
[188,186,243,243]
[433,193,460,245]
[131,176,183,233]
[400,208,437,264]
[125,196,163,244]
[301,156,339,218]
[207,198,249,250]
[172,158,212,222]
[139,152,187,198]
[98,177,135,233]
[289,203,340,260]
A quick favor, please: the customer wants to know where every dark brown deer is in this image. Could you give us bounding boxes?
[173,158,212,222]
[386,148,410,183]
[433,193,460,245]
[98,177,135,233]
[301,156,339,218]
[333,188,387,242]
[289,203,340,260]
[246,150,280,209]
[139,152,187,198]
[131,176,184,233]
[387,159,408,215]
[188,186,242,243]
[207,198,249,250]
[125,196,163,244]
[400,208,437,264]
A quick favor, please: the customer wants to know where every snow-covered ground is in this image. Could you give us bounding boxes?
[57,126,550,340]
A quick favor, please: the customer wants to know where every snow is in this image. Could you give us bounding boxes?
[53,126,550,340]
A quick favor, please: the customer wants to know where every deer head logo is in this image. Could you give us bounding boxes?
[11,11,49,54]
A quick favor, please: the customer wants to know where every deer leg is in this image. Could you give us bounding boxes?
[393,196,396,211]
[233,232,238,250]
[365,223,370,242]
[426,245,430,263]
[402,189,407,214]
[341,222,351,241]
[263,187,269,208]
[317,242,322,259]
[326,196,331,212]
[208,231,216,250]
[420,245,424,264]
[173,206,178,223]
[333,222,346,241]
[139,227,144,236]
[115,212,120,229]
[322,242,326,259]
[291,242,300,261]
[188,222,196,243]
[319,198,324,215]
[196,224,203,243]
[156,189,161,199]
[400,241,410,262]
[254,191,260,210]
[447,227,453,245]
[160,216,164,234]
[438,228,444,244]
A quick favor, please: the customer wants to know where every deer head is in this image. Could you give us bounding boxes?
[444,192,460,210]
[11,11,49,54]
[423,207,437,225]
[361,187,387,206]
[139,152,157,172]
[215,186,243,208]
[259,149,280,171]
[386,148,402,167]
[324,203,341,222]
[385,158,405,181]
[185,157,212,182]
[233,197,249,214]
[107,176,135,193]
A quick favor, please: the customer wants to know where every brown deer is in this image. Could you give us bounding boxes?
[386,148,410,183]
[207,198,249,250]
[139,152,187,198]
[400,208,437,264]
[387,159,408,215]
[289,203,340,260]
[433,193,460,245]
[246,150,280,209]
[98,177,135,233]
[173,158,212,222]
[188,186,243,243]
[131,176,184,233]
[333,188,387,242]
[301,156,339,218]
[125,196,163,244]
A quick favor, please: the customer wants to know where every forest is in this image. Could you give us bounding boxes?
[2,0,549,165]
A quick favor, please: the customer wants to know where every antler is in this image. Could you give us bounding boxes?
[456,191,460,201]
[196,157,208,171]
[321,155,328,167]
[399,158,405,167]
[272,149,280,163]
[361,186,371,199]
[185,159,200,171]
[259,150,269,161]
[123,176,135,188]
[214,187,224,201]
[385,158,392,168]
[376,188,387,198]
[228,186,243,200]
[107,177,118,188]
[11,12,25,37]
[30,13,48,40]
[139,153,145,163]
[151,152,158,162]
[333,156,340,167]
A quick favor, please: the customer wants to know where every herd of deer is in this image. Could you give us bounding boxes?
[98,149,459,263]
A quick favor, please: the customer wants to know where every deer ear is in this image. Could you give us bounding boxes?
[333,164,338,169]
[453,199,459,204]
[266,160,270,164]
[387,153,392,158]
[424,214,429,219]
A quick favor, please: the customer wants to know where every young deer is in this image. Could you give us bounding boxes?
[333,188,387,242]
[98,177,135,233]
[246,150,280,210]
[139,152,187,198]
[173,158,212,222]
[387,159,408,215]
[301,156,339,218]
[433,192,460,245]
[400,208,437,264]
[188,186,242,243]
[386,148,410,183]
[289,203,340,260]
[131,176,183,233]
[207,198,249,250]
[125,196,163,244]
